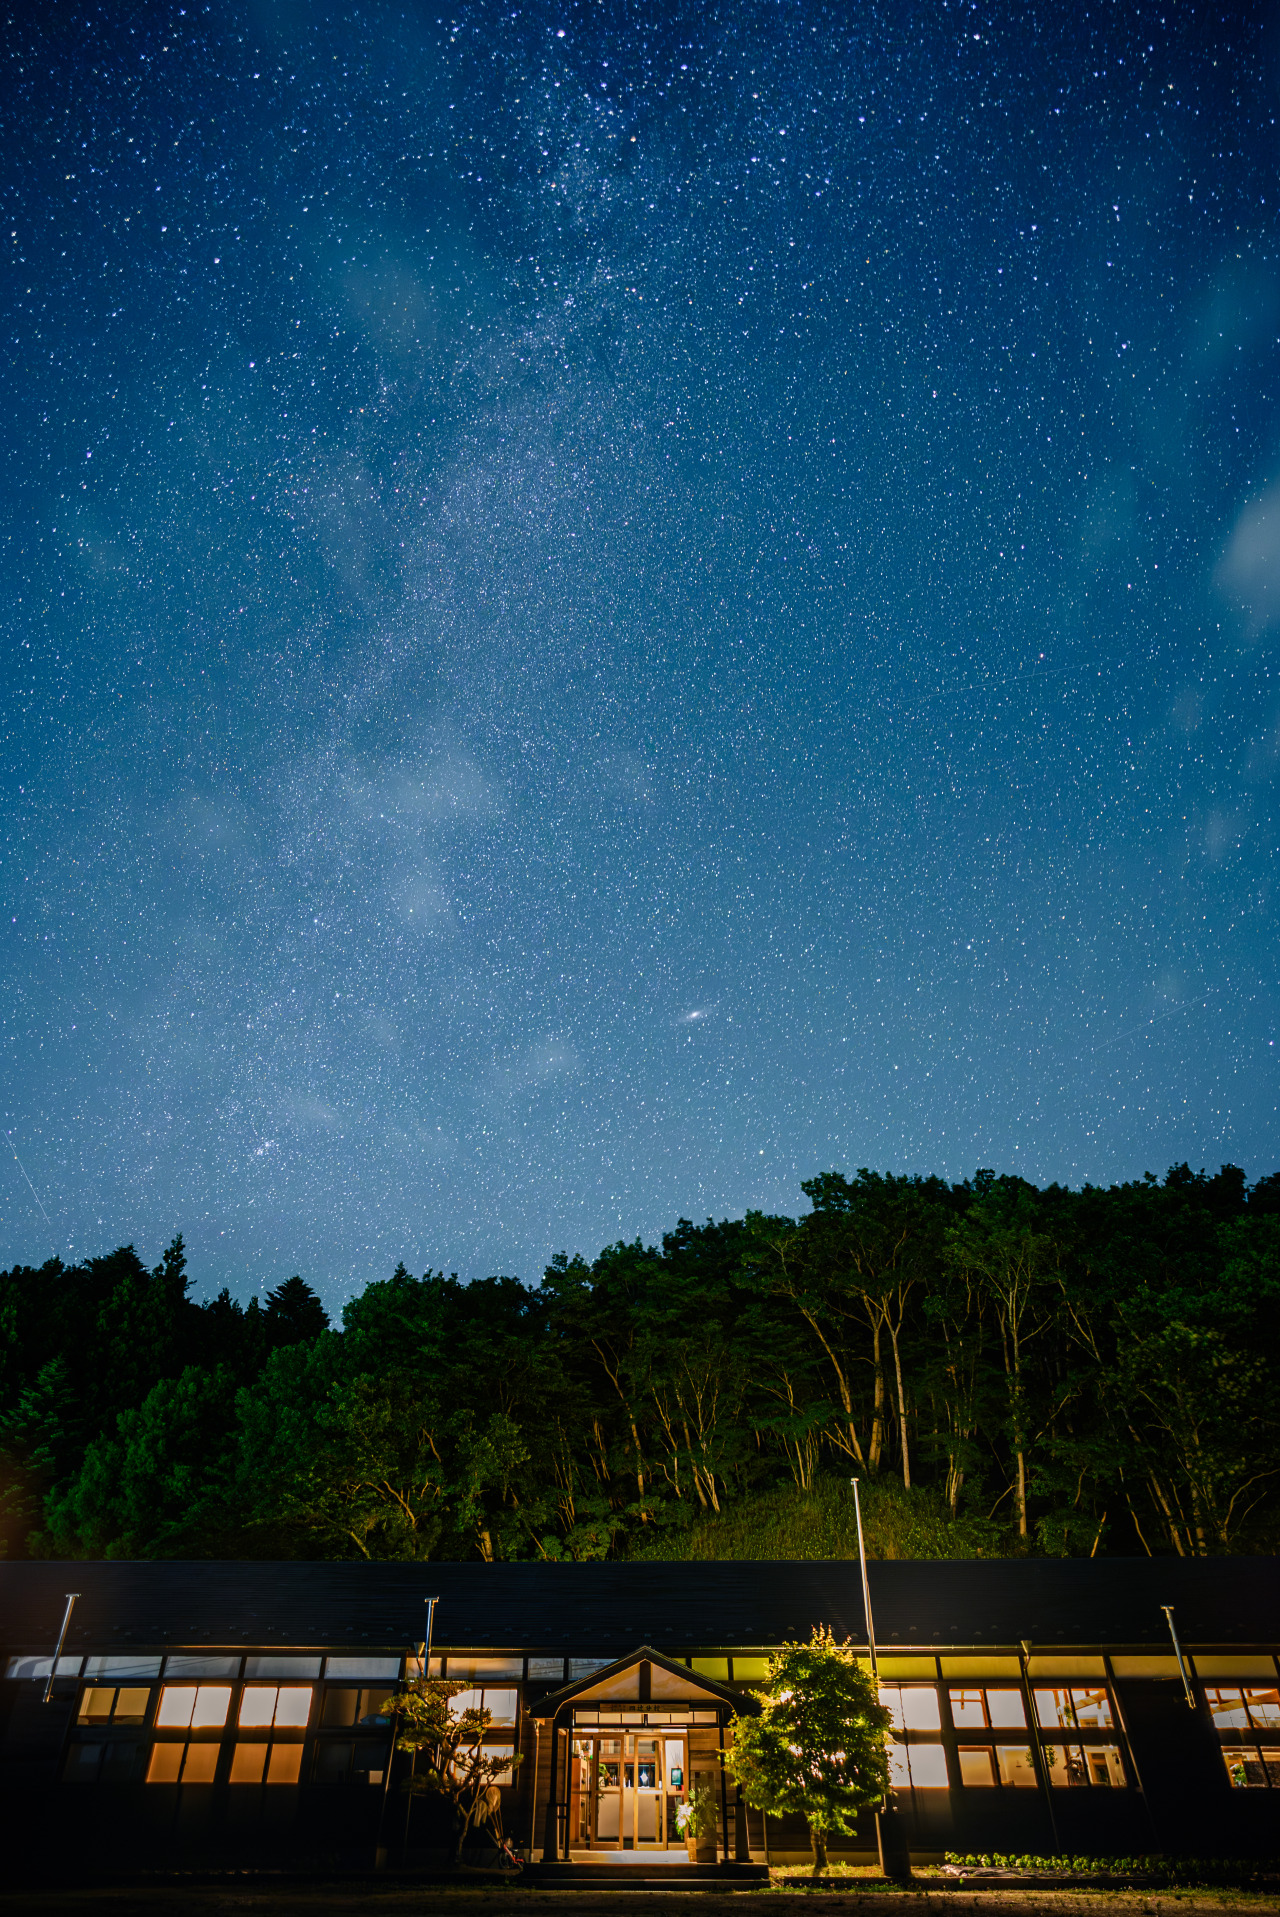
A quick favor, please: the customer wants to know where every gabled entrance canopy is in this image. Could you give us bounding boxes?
[528,1643,762,1719]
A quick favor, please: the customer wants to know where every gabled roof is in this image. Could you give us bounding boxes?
[527,1643,763,1719]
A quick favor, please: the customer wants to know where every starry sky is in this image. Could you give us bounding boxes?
[2,0,1279,1307]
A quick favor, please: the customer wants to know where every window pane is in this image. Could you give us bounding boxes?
[79,1687,117,1723]
[527,1657,565,1680]
[190,1685,231,1729]
[164,1656,240,1679]
[267,1742,303,1784]
[1034,1688,1075,1729]
[486,1742,516,1786]
[323,1688,359,1728]
[314,1741,353,1783]
[949,1689,987,1729]
[357,1689,394,1725]
[449,1687,483,1719]
[146,1743,184,1784]
[879,1684,905,1730]
[1071,1687,1113,1729]
[9,1654,81,1680]
[958,1747,996,1786]
[986,1689,1026,1728]
[450,1656,523,1679]
[899,1688,941,1731]
[887,1740,911,1787]
[100,1742,141,1786]
[156,1686,197,1728]
[1045,1744,1089,1788]
[1086,1746,1125,1787]
[273,1686,313,1728]
[239,1687,277,1728]
[1223,1749,1267,1789]
[1263,1752,1280,1789]
[907,1744,948,1787]
[481,1688,519,1727]
[230,1743,268,1784]
[324,1657,401,1681]
[1205,1688,1250,1729]
[64,1743,103,1783]
[1245,1688,1280,1730]
[113,1687,151,1723]
[84,1656,162,1681]
[996,1745,1038,1787]
[181,1743,219,1784]
[243,1656,321,1679]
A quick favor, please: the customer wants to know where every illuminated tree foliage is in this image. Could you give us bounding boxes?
[725,1629,892,1873]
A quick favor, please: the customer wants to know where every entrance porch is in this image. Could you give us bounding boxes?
[527,1644,764,1867]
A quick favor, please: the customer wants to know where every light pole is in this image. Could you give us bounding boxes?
[376,1594,439,1868]
[852,1481,911,1883]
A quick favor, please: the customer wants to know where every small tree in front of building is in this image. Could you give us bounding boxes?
[391,1677,521,1863]
[725,1628,892,1875]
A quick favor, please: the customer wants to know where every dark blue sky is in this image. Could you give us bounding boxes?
[3,0,1278,1308]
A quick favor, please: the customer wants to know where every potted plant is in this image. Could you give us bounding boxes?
[675,1785,717,1862]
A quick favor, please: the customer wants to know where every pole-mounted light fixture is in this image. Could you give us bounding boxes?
[43,1593,79,1706]
[1161,1605,1196,1711]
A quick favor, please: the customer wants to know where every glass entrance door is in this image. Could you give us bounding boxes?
[582,1730,687,1850]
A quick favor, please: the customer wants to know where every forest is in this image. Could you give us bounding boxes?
[1,1161,1278,1565]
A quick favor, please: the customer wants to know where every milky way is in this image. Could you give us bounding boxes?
[2,1,1278,1306]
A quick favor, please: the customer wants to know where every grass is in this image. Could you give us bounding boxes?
[624,1472,1010,1562]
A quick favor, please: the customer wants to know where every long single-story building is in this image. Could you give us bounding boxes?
[1,1555,1277,1872]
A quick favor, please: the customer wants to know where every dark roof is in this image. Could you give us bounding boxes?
[0,1557,1275,1657]
[527,1644,763,1718]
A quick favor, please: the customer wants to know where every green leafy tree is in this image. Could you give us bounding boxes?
[38,1365,241,1559]
[391,1676,522,1862]
[725,1627,892,1874]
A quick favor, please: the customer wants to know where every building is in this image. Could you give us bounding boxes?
[1,1555,1278,1873]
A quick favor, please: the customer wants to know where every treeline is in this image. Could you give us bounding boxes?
[1,1161,1278,1564]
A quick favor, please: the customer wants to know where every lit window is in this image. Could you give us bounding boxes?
[888,1739,948,1787]
[448,1686,518,1727]
[156,1684,231,1729]
[230,1743,267,1784]
[1245,1689,1280,1730]
[181,1743,219,1783]
[238,1684,313,1729]
[267,1743,303,1783]
[1086,1746,1126,1786]
[229,1738,306,1783]
[995,1746,1037,1787]
[1034,1686,1114,1729]
[77,1685,151,1725]
[448,1655,523,1679]
[958,1747,996,1786]
[950,1686,1025,1729]
[145,1741,218,1784]
[1223,1749,1272,1789]
[879,1684,941,1730]
[487,1742,517,1785]
[1204,1687,1251,1730]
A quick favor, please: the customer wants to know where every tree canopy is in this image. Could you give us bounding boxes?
[725,1629,892,1872]
[2,1160,1279,1563]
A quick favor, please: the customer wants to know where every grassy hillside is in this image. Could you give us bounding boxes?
[623,1473,1011,1562]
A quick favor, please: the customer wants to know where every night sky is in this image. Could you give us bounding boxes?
[3,1,1279,1308]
